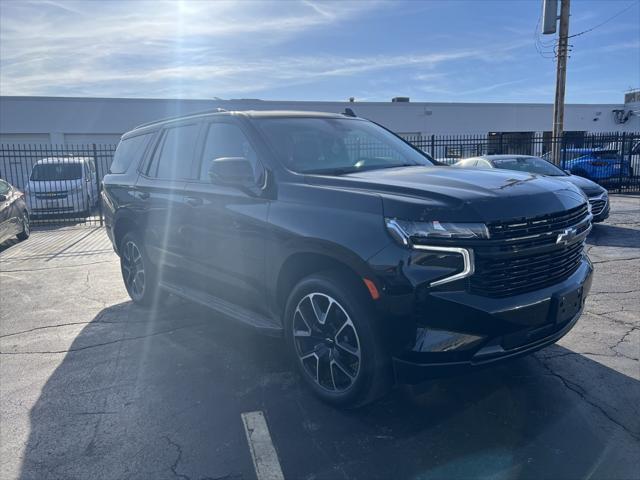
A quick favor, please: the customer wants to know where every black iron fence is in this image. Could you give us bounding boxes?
[0,144,115,226]
[0,131,638,227]
[401,131,640,193]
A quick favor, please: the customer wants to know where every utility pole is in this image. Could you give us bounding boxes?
[551,0,571,165]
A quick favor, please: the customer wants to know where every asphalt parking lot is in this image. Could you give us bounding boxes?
[1,195,639,480]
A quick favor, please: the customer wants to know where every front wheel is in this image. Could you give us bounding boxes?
[285,272,392,407]
[120,232,158,306]
[16,211,30,241]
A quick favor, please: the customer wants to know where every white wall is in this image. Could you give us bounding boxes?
[1,96,638,146]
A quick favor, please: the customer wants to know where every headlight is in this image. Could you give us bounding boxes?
[385,218,489,245]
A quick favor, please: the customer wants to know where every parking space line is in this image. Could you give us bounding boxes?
[241,411,285,480]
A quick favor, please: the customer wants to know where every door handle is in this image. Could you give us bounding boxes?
[137,191,150,200]
[185,196,203,207]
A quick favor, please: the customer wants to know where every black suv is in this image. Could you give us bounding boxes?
[103,111,593,407]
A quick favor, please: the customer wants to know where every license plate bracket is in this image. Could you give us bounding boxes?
[554,286,584,324]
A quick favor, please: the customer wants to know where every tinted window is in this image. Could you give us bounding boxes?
[111,133,153,174]
[256,118,432,174]
[200,123,261,182]
[0,179,10,195]
[30,163,82,181]
[149,124,199,180]
[592,151,619,160]
[492,157,566,176]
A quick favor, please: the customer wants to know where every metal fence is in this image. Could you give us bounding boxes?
[0,131,638,227]
[0,144,115,226]
[401,131,640,193]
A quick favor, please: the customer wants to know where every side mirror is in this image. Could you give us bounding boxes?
[208,157,254,186]
[564,169,572,174]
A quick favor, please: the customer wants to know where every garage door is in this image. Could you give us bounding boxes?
[0,133,50,145]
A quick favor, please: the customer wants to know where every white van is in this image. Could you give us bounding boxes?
[25,157,98,216]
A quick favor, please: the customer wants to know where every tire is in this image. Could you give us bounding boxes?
[119,231,158,307]
[16,211,30,241]
[284,271,392,408]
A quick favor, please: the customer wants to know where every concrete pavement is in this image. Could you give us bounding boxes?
[1,196,638,480]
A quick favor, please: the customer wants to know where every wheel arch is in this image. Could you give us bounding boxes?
[274,250,374,316]
[112,212,140,255]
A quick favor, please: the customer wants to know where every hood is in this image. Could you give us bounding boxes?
[27,179,83,193]
[307,166,587,223]
[553,174,605,197]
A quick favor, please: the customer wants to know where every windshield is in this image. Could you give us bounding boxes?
[255,117,433,174]
[492,156,566,176]
[30,163,82,181]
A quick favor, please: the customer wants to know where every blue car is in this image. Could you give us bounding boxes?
[560,148,632,184]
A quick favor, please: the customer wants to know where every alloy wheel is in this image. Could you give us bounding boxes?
[121,240,145,299]
[293,293,361,392]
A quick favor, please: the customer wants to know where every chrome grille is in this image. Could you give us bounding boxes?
[589,198,606,216]
[35,191,68,200]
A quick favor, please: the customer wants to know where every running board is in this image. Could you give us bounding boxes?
[160,281,282,336]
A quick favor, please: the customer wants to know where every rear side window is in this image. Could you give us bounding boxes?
[147,124,199,180]
[110,133,153,174]
[592,151,619,160]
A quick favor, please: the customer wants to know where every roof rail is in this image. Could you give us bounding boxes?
[133,107,230,130]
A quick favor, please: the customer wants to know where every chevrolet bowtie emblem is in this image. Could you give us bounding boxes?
[556,227,578,245]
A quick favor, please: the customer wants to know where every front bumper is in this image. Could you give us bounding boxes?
[387,256,593,384]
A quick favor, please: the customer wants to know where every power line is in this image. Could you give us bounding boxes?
[568,0,639,39]
[534,11,557,59]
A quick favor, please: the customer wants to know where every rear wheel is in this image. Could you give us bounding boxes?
[285,272,392,407]
[120,231,158,306]
[16,211,30,241]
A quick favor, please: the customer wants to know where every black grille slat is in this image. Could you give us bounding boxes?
[469,205,590,297]
[487,204,588,240]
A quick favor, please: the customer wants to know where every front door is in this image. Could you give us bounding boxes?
[181,120,269,315]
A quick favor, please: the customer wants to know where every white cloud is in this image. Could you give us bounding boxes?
[1,0,396,96]
[1,0,531,98]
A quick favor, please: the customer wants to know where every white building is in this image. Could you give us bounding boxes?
[1,94,638,146]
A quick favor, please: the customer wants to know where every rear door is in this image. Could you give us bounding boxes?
[181,118,270,314]
[134,121,203,279]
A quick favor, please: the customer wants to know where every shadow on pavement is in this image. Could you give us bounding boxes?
[18,299,640,480]
[588,223,640,249]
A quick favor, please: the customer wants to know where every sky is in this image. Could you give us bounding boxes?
[0,0,638,103]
